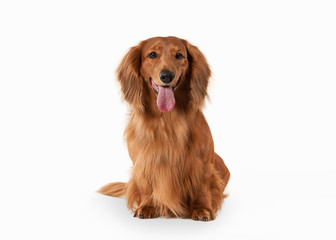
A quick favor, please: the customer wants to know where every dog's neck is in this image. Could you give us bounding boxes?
[128,108,201,146]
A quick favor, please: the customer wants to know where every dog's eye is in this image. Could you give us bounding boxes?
[148,52,157,59]
[175,53,184,59]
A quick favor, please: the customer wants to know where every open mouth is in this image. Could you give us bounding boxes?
[149,77,181,112]
[149,77,180,94]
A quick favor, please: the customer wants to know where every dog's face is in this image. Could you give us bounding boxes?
[117,36,210,113]
[140,37,189,112]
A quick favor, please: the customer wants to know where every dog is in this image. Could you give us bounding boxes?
[99,36,230,221]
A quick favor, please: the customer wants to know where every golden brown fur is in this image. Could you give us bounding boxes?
[99,36,230,221]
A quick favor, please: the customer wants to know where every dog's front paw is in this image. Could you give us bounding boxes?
[191,208,215,221]
[133,206,158,219]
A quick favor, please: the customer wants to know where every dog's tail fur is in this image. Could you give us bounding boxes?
[98,182,127,198]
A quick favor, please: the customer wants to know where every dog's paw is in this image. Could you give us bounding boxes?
[133,206,158,219]
[191,208,215,221]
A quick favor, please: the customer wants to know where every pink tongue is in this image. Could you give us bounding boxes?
[157,86,175,112]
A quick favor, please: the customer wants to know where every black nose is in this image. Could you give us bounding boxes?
[159,70,175,83]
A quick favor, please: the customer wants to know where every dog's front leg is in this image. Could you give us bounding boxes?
[127,180,159,219]
[190,182,215,221]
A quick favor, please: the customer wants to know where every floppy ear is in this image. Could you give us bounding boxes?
[186,42,211,109]
[117,45,144,111]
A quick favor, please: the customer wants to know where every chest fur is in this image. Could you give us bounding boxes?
[126,114,192,199]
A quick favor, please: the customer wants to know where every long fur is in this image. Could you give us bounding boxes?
[99,36,230,221]
[99,182,126,197]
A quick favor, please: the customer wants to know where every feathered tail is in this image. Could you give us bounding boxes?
[98,182,127,198]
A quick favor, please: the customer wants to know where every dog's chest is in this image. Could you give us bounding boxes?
[126,114,190,162]
[127,116,191,201]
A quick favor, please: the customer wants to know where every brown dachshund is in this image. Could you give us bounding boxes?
[99,36,230,221]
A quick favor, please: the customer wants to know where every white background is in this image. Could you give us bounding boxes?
[1,0,335,239]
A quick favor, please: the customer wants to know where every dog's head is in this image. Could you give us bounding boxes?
[117,36,211,113]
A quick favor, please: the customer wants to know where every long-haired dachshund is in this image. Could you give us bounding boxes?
[99,36,230,221]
